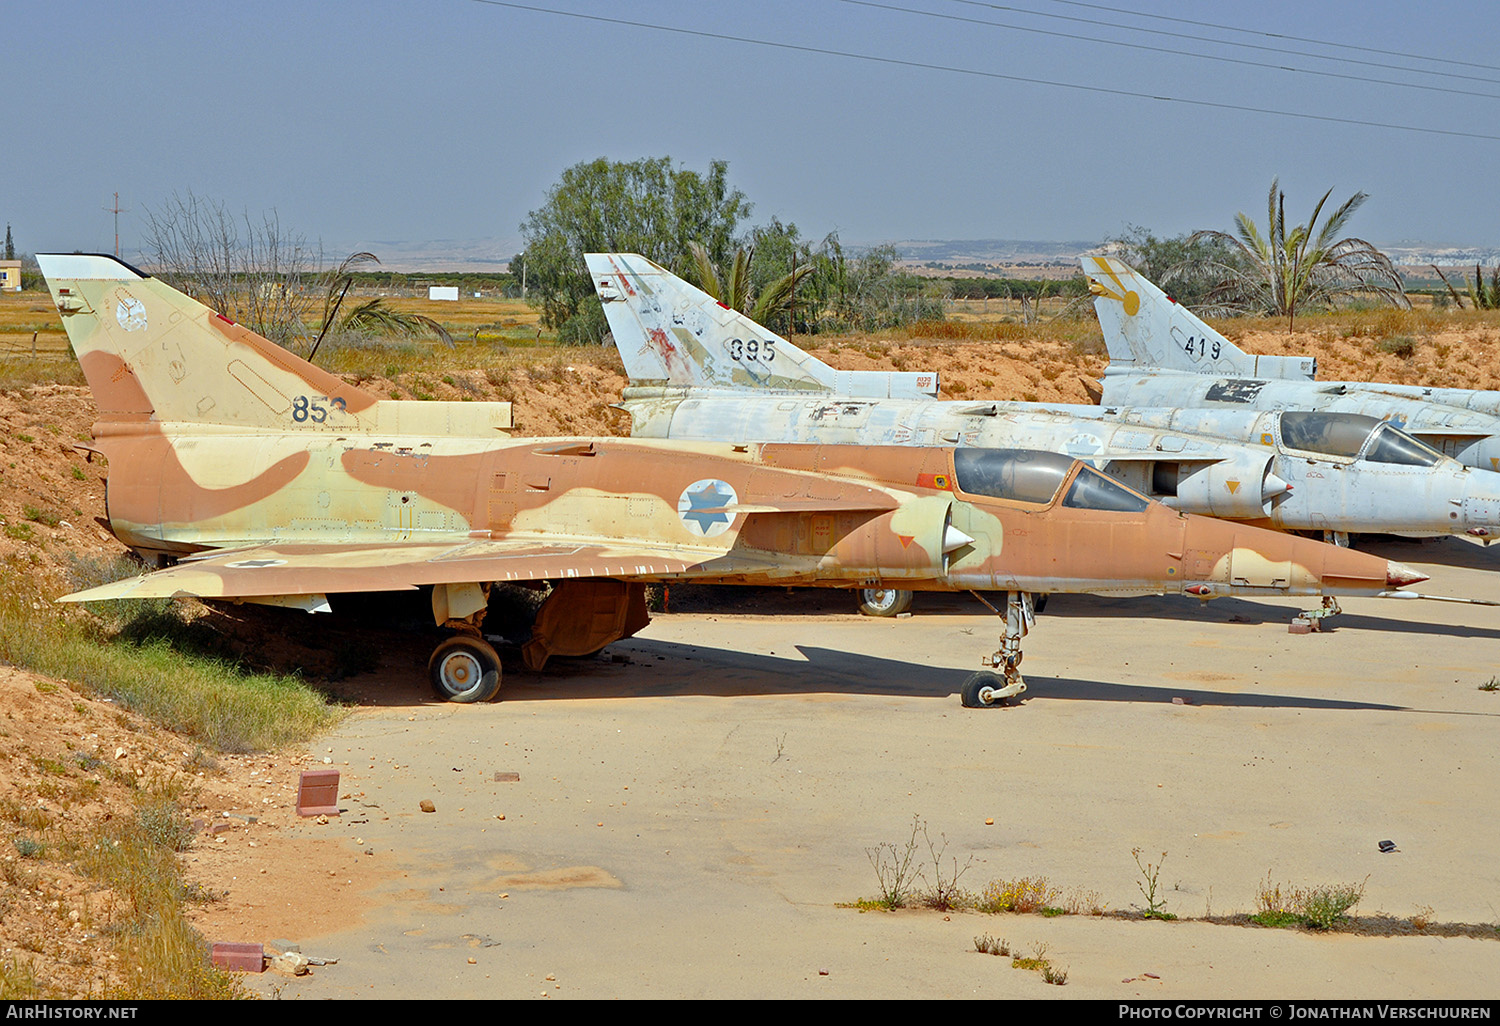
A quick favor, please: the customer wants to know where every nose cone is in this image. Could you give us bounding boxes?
[1386,561,1428,588]
[1181,514,1408,597]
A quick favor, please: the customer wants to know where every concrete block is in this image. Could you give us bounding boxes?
[297,769,340,817]
[212,942,265,973]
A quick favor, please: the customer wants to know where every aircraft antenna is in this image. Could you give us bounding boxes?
[104,192,129,258]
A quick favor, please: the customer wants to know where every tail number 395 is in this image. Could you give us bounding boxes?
[726,338,775,363]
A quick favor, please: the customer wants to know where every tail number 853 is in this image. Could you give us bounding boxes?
[725,338,776,363]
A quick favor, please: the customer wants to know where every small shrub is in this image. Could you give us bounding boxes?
[978,876,1060,914]
[974,934,1009,957]
[1378,335,1416,358]
[1252,872,1367,930]
[13,837,45,859]
[864,815,923,909]
[135,787,196,853]
[1132,848,1175,919]
[1011,941,1050,971]
[1302,882,1365,930]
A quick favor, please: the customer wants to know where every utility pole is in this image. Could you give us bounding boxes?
[104,192,128,257]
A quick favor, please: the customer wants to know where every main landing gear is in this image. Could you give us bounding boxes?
[961,591,1034,708]
[858,587,913,617]
[429,634,503,703]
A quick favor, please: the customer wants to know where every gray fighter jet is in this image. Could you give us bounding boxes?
[587,252,1500,615]
[1086,255,1500,473]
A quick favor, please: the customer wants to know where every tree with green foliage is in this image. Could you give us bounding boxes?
[519,156,750,343]
[1105,224,1248,312]
[4,224,13,261]
[1189,178,1408,331]
[687,236,813,332]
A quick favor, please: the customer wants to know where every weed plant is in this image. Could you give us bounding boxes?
[0,559,340,752]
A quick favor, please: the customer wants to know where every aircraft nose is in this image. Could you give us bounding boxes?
[1181,515,1397,595]
[1385,561,1428,588]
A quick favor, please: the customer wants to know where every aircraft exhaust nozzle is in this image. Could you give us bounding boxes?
[1261,473,1291,500]
[942,525,975,554]
[1385,562,1428,588]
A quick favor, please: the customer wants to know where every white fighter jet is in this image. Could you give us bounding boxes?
[587,252,1500,615]
[1086,255,1500,474]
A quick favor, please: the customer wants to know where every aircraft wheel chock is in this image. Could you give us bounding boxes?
[960,671,1009,708]
[858,588,913,617]
[429,636,503,703]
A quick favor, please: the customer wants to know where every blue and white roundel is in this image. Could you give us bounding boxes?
[677,478,738,537]
[115,294,148,333]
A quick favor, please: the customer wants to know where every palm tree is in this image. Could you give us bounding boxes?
[1190,178,1408,332]
[307,252,453,361]
[688,241,813,331]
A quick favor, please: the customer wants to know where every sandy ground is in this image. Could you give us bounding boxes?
[196,537,1500,1001]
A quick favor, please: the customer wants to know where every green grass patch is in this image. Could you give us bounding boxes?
[0,562,342,753]
[80,778,246,999]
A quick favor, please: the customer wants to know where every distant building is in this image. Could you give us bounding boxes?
[0,261,20,292]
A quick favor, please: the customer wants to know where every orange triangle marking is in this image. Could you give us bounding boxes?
[1226,480,1240,494]
[897,534,914,549]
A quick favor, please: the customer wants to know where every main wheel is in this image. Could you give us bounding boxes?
[858,588,913,617]
[428,636,503,703]
[960,670,1008,708]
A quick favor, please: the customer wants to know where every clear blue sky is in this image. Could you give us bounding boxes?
[9,0,1500,263]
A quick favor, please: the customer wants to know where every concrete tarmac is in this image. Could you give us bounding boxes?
[249,537,1500,1000]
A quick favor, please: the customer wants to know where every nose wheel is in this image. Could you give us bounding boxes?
[429,635,503,703]
[962,590,1033,707]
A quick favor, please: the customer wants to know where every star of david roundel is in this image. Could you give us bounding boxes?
[677,478,738,537]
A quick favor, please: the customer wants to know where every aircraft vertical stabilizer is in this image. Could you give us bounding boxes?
[38,253,512,437]
[586,253,940,398]
[1084,256,1317,381]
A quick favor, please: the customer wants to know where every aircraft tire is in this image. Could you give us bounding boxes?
[429,636,503,703]
[960,671,1008,708]
[858,588,913,617]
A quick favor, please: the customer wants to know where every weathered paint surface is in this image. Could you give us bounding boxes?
[587,253,940,398]
[590,253,1500,537]
[1087,255,1500,472]
[40,254,1411,614]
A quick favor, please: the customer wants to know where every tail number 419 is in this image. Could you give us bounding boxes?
[726,338,775,363]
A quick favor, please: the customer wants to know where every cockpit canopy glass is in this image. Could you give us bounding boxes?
[1062,465,1152,512]
[1278,412,1376,458]
[953,448,1072,504]
[1362,424,1444,467]
[952,449,1151,512]
[1278,411,1444,466]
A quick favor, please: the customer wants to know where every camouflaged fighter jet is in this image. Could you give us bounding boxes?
[1087,255,1500,474]
[587,253,1500,571]
[38,253,1420,707]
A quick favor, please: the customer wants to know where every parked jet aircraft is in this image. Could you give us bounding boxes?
[586,253,1500,572]
[1086,256,1500,474]
[41,254,1416,706]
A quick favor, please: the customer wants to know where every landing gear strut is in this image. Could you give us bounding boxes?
[962,590,1034,707]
